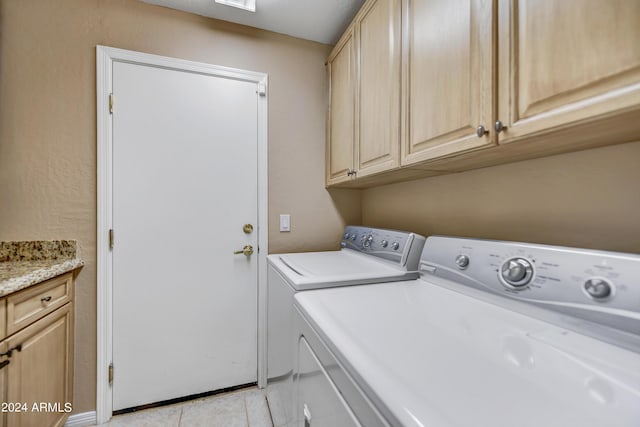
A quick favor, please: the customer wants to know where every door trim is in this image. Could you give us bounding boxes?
[96,45,268,424]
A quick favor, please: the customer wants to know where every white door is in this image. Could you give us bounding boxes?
[112,60,259,410]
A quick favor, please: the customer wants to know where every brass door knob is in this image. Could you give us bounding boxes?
[234,245,254,256]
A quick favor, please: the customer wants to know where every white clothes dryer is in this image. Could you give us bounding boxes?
[266,226,426,427]
[293,236,640,427]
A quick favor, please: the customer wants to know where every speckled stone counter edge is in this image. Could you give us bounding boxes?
[0,240,83,297]
[0,240,77,262]
[0,258,85,297]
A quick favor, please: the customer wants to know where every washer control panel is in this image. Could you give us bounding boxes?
[420,236,640,340]
[340,226,426,270]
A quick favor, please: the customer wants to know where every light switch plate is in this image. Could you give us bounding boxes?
[279,214,291,232]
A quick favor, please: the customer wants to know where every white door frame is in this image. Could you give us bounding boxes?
[96,45,268,424]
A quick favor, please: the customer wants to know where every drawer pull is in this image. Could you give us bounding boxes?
[41,296,52,303]
[0,360,9,370]
[0,344,22,358]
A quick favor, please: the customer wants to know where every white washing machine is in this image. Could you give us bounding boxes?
[293,236,640,427]
[266,226,426,427]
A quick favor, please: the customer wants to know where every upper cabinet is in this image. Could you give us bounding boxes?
[326,0,402,185]
[497,0,640,144]
[402,0,495,165]
[357,0,402,177]
[326,28,356,186]
[327,0,640,188]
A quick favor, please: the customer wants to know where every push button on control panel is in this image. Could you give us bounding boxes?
[583,278,613,300]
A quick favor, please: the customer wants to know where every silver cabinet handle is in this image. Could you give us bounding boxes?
[476,125,489,138]
[495,120,508,133]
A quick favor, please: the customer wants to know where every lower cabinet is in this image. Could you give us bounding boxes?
[0,273,75,427]
[0,342,7,427]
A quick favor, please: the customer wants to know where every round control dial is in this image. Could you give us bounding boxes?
[583,278,613,300]
[455,254,470,269]
[380,240,388,248]
[500,258,534,288]
[391,242,400,250]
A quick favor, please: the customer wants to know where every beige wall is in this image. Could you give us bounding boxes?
[0,0,360,414]
[363,141,640,253]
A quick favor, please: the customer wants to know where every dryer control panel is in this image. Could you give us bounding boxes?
[420,236,640,349]
[340,226,425,270]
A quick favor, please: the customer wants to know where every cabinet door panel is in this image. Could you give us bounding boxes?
[402,0,495,165]
[357,0,401,177]
[498,0,640,143]
[327,31,356,185]
[0,301,5,341]
[0,342,7,427]
[6,304,73,427]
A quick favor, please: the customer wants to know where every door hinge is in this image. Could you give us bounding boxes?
[257,83,266,97]
[109,93,114,114]
[109,229,114,250]
[108,363,114,386]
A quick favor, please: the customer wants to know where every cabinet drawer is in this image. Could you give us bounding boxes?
[6,272,73,336]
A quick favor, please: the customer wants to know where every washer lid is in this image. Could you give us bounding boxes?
[295,280,640,427]
[268,250,418,290]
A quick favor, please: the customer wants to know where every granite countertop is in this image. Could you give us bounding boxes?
[0,240,84,297]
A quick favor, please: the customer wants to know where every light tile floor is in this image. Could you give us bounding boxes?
[92,387,273,427]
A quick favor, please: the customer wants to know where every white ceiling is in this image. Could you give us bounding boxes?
[140,0,365,45]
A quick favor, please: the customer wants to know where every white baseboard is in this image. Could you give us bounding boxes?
[65,411,97,427]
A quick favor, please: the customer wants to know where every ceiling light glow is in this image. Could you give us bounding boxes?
[214,0,256,12]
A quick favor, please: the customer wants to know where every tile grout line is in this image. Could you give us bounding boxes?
[243,392,250,427]
[177,406,184,427]
[263,393,275,427]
